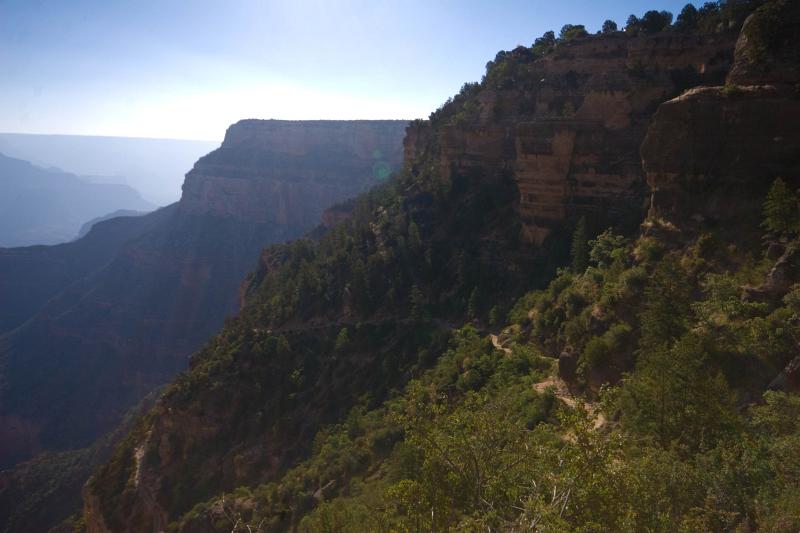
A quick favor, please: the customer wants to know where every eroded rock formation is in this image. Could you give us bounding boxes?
[642,0,800,232]
[181,120,405,225]
[81,4,800,530]
[405,32,737,243]
[0,120,406,473]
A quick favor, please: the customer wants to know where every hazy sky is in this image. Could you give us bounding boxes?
[1,0,691,141]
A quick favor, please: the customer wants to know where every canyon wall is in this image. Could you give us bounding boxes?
[642,0,800,232]
[82,25,768,533]
[181,120,406,225]
[0,120,407,475]
[405,31,737,243]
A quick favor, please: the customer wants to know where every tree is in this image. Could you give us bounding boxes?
[531,30,556,56]
[488,306,500,327]
[641,10,673,33]
[589,229,628,268]
[334,327,350,352]
[638,255,691,351]
[698,1,719,18]
[559,24,588,41]
[468,286,481,319]
[675,3,699,31]
[390,385,542,531]
[618,333,739,451]
[762,177,799,236]
[408,220,422,252]
[570,216,589,273]
[625,14,641,32]
[601,19,618,34]
[410,285,427,322]
[348,254,370,312]
[533,30,556,48]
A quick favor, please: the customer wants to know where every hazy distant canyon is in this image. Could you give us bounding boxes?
[0,119,407,472]
[0,133,218,206]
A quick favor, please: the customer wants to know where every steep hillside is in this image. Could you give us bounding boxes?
[0,152,154,247]
[404,24,737,244]
[0,120,406,478]
[81,3,800,531]
[0,209,168,335]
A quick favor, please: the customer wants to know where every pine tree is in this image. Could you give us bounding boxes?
[410,285,426,322]
[488,306,499,327]
[762,177,798,237]
[601,19,618,34]
[468,286,481,319]
[334,327,350,352]
[675,3,698,31]
[570,216,589,273]
[638,256,691,351]
[408,220,422,252]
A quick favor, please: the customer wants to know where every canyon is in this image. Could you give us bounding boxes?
[0,119,406,476]
[0,153,154,247]
[80,1,800,530]
[0,0,796,530]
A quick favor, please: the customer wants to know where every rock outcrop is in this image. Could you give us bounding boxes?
[405,31,738,243]
[0,120,406,476]
[642,0,800,233]
[726,0,800,86]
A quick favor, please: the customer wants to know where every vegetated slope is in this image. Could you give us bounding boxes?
[0,208,170,335]
[0,121,406,478]
[82,2,799,531]
[0,152,154,247]
[0,390,159,533]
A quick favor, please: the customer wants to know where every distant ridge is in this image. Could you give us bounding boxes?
[0,133,218,204]
[0,152,154,247]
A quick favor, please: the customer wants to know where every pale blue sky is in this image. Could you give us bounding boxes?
[1,0,691,141]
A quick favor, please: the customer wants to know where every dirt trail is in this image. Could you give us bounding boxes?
[490,337,606,429]
[490,334,511,354]
[534,375,607,429]
[533,375,576,407]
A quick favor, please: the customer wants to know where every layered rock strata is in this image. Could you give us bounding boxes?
[405,32,738,242]
[0,120,407,472]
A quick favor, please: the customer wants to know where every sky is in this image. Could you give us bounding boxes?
[1,0,692,142]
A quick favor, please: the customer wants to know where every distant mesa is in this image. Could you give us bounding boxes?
[0,133,219,205]
[0,152,154,247]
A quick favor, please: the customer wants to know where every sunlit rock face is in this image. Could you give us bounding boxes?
[404,31,738,243]
[0,120,407,470]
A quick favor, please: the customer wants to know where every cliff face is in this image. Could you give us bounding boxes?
[642,85,800,230]
[82,25,772,533]
[0,120,406,478]
[79,2,800,530]
[181,120,406,225]
[405,32,737,243]
[642,0,800,232]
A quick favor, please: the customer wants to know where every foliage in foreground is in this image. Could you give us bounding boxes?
[171,208,800,531]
